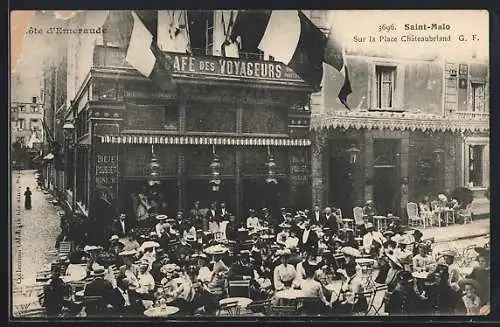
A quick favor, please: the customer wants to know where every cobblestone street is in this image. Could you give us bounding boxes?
[12,170,61,290]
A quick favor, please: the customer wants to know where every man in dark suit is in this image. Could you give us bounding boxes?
[112,214,133,238]
[108,277,134,317]
[84,266,114,316]
[323,207,340,236]
[309,205,323,226]
[218,201,230,220]
[298,221,319,253]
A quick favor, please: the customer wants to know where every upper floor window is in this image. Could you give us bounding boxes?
[375,66,396,109]
[94,81,124,101]
[30,119,39,130]
[19,105,25,112]
[18,119,25,129]
[31,105,39,113]
[471,82,485,112]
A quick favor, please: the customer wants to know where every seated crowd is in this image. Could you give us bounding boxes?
[44,200,490,317]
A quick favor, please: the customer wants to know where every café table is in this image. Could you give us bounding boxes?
[143,306,179,317]
[219,297,253,316]
[274,289,306,306]
[412,271,430,280]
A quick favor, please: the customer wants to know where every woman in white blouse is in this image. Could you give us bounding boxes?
[296,261,331,312]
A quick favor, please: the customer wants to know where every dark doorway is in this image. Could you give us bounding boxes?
[328,139,355,216]
[372,139,400,216]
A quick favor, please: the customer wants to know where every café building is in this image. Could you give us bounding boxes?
[69,45,314,225]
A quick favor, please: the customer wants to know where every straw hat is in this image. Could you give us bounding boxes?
[279,223,291,229]
[109,235,120,242]
[341,246,361,258]
[140,241,160,252]
[355,258,375,266]
[91,266,106,277]
[118,249,138,257]
[156,214,168,221]
[83,245,103,252]
[441,249,458,258]
[276,249,292,257]
[458,278,481,292]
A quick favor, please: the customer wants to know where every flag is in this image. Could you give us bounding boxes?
[157,10,191,53]
[126,11,175,92]
[220,10,239,58]
[258,11,301,64]
[323,19,352,109]
[230,10,272,54]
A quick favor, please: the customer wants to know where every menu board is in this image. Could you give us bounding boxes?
[95,152,119,202]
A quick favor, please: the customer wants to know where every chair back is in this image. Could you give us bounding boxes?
[219,221,229,240]
[353,207,364,225]
[228,279,251,298]
[336,209,343,220]
[83,295,104,315]
[59,241,73,256]
[406,202,419,219]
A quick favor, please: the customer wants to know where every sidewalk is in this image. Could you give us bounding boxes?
[421,218,490,243]
[12,170,61,290]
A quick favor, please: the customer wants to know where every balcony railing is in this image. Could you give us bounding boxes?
[450,111,489,121]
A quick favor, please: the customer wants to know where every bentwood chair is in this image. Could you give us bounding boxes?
[407,202,426,229]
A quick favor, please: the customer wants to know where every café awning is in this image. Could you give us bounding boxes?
[97,134,311,147]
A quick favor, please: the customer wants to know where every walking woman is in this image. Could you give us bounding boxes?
[24,187,32,210]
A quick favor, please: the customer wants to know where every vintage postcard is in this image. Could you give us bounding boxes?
[10,10,490,319]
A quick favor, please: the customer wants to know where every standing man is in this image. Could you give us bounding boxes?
[112,214,132,238]
[310,205,322,226]
[218,201,230,220]
[24,187,32,210]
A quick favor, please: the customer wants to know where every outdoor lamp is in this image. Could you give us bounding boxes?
[209,145,221,191]
[433,147,445,163]
[265,146,278,184]
[63,121,75,141]
[209,156,221,192]
[148,145,161,186]
[346,144,361,165]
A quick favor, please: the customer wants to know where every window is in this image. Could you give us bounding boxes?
[375,66,396,109]
[18,119,25,129]
[471,83,485,112]
[31,105,39,113]
[469,145,484,187]
[32,96,37,103]
[19,105,25,112]
[30,119,38,130]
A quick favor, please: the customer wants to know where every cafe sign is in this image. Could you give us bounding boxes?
[170,53,304,82]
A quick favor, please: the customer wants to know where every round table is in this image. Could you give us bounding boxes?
[144,306,179,317]
[220,297,253,308]
[275,289,306,300]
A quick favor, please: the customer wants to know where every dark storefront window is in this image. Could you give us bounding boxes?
[185,103,237,133]
[241,147,288,176]
[242,105,287,134]
[125,103,179,131]
[122,145,178,177]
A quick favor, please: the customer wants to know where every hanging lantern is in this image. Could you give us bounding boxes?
[148,145,161,186]
[209,155,221,192]
[265,156,278,184]
[433,147,445,163]
[346,144,361,165]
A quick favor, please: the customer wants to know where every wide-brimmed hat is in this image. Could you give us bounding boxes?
[276,249,292,257]
[385,250,403,269]
[458,278,481,292]
[383,230,395,238]
[91,266,106,277]
[239,250,251,256]
[365,200,373,205]
[139,241,160,252]
[441,249,457,258]
[84,245,103,252]
[156,214,168,220]
[109,235,120,242]
[204,244,229,255]
[279,223,291,229]
[341,246,361,258]
[138,260,149,267]
[192,253,208,259]
[355,258,375,266]
[118,249,138,257]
